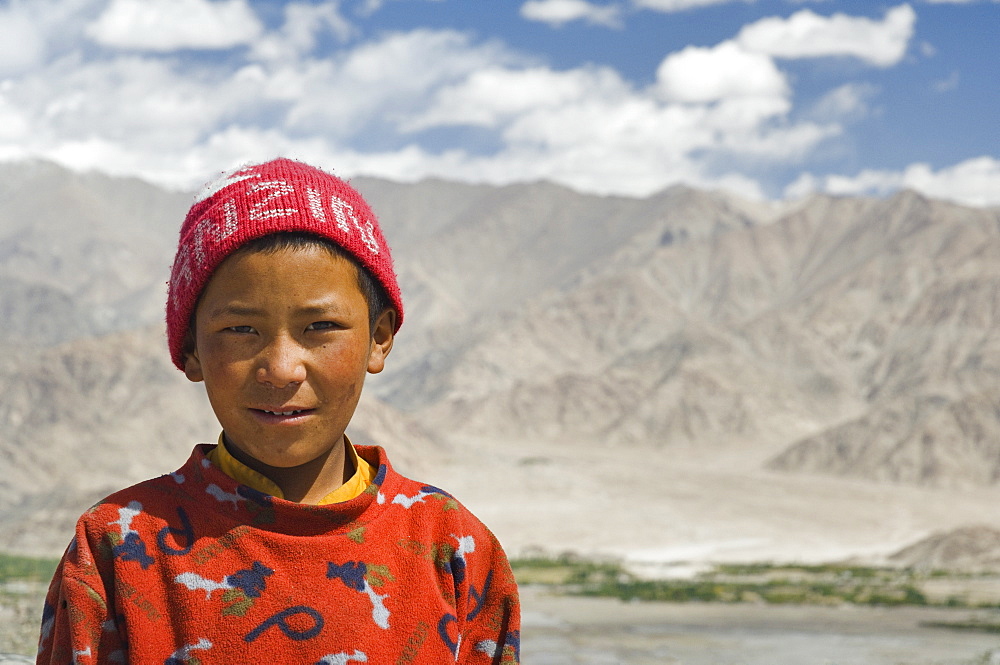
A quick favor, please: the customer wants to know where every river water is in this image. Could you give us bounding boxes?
[521,588,1000,665]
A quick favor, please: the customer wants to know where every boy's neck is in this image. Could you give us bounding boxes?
[222,434,354,504]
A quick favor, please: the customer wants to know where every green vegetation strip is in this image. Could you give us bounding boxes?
[0,552,59,584]
[511,555,991,608]
[921,620,1000,634]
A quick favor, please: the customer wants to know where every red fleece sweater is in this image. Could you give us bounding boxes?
[37,445,520,664]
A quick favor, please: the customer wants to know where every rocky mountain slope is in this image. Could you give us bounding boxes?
[4,160,1000,560]
[418,188,1000,480]
[0,161,189,346]
[889,525,1000,572]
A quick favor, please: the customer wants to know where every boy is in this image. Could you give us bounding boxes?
[37,158,520,664]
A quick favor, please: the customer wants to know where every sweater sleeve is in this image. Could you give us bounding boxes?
[456,530,521,665]
[37,532,126,664]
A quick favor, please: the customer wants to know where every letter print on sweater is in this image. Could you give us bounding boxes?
[38,444,520,663]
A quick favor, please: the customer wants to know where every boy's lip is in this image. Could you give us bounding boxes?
[250,405,312,416]
[248,406,316,422]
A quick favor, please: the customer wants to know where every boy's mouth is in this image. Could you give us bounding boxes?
[250,407,315,420]
[261,409,306,416]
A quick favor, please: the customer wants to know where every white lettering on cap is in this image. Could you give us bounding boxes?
[192,199,239,269]
[304,187,380,255]
[330,197,380,255]
[248,180,297,221]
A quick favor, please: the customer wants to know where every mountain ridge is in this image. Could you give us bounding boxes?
[5,161,1000,561]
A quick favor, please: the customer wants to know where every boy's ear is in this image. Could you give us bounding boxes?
[184,328,205,383]
[367,309,396,375]
[183,347,204,383]
[180,321,204,382]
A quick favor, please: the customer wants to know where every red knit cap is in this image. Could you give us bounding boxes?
[166,158,403,370]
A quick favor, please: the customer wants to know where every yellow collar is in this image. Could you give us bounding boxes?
[206,433,375,504]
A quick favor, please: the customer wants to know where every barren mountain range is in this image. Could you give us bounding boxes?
[3,160,1000,564]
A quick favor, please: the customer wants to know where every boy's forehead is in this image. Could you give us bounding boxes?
[199,246,363,310]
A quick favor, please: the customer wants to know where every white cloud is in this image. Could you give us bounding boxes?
[396,39,836,197]
[737,4,916,67]
[520,0,623,28]
[2,3,989,207]
[86,0,264,51]
[0,28,535,186]
[0,84,30,140]
[897,158,1000,206]
[784,157,1000,207]
[251,2,355,62]
[656,41,789,103]
[0,5,46,75]
[403,65,630,131]
[807,83,878,122]
[283,30,525,136]
[782,172,820,200]
[0,0,103,75]
[0,13,841,200]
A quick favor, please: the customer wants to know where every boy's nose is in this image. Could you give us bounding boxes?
[256,337,308,387]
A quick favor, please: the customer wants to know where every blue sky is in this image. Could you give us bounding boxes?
[0,0,997,205]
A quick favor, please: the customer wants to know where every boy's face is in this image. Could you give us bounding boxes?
[183,244,394,471]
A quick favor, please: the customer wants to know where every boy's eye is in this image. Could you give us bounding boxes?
[226,325,255,334]
[306,321,337,331]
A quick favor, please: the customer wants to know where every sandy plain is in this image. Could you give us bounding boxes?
[429,436,1000,568]
[427,437,1000,663]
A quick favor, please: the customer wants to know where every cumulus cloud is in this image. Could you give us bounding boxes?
[402,66,630,131]
[1,0,991,207]
[784,157,1000,207]
[395,36,838,197]
[0,5,46,75]
[0,28,534,187]
[251,2,355,62]
[655,41,789,103]
[86,0,264,51]
[737,4,916,67]
[3,14,831,199]
[0,84,30,140]
[0,0,103,75]
[520,0,623,28]
[282,30,526,137]
[807,83,878,122]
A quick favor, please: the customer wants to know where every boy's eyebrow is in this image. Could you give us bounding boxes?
[295,303,346,316]
[206,304,265,319]
[206,302,348,318]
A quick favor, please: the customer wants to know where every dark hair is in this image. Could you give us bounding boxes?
[234,232,393,332]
